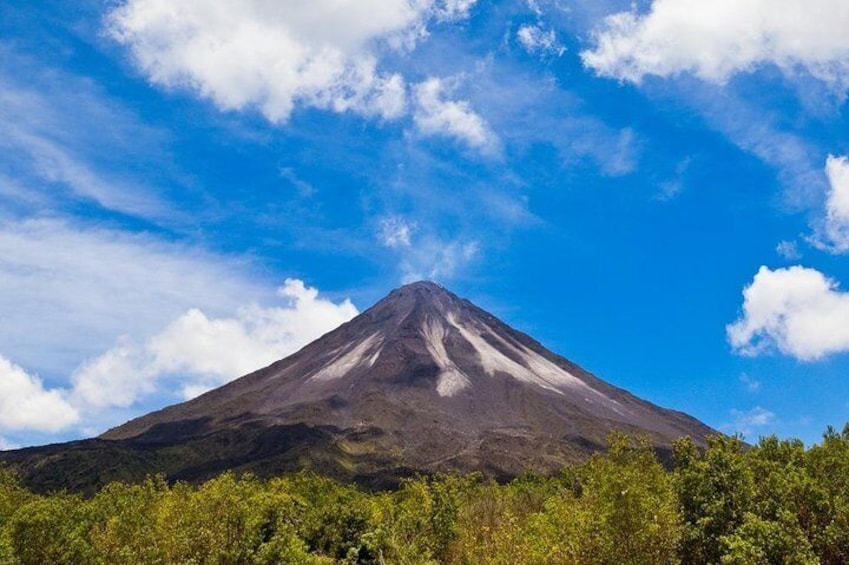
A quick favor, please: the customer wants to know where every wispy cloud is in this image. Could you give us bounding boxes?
[776,240,802,260]
[517,23,565,58]
[655,157,692,201]
[378,216,415,249]
[0,50,173,220]
[278,167,317,198]
[0,218,268,377]
[739,373,761,393]
[678,82,825,209]
[374,213,480,283]
[578,4,838,211]
[466,59,641,176]
[398,237,480,283]
[725,406,776,439]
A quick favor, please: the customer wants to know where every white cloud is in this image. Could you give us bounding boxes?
[825,155,849,223]
[582,0,849,90]
[0,218,267,377]
[147,279,357,391]
[727,265,849,361]
[776,240,802,260]
[0,354,78,433]
[107,0,478,124]
[517,24,565,57]
[812,154,849,252]
[0,207,359,441]
[379,216,414,248]
[726,406,775,439]
[70,337,152,409]
[413,77,498,152]
[71,279,358,407]
[0,265,356,440]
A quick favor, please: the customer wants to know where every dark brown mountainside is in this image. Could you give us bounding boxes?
[1,281,715,493]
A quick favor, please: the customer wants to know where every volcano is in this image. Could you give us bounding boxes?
[2,281,714,492]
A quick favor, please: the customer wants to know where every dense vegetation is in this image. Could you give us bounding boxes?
[2,427,848,565]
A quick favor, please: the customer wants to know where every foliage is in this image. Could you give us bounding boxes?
[1,425,849,564]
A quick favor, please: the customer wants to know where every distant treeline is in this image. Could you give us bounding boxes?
[2,427,849,565]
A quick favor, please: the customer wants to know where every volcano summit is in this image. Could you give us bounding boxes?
[3,281,714,492]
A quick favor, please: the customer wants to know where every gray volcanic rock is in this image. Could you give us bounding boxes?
[107,282,712,471]
[3,281,715,492]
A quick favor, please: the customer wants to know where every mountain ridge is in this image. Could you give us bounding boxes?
[2,281,715,493]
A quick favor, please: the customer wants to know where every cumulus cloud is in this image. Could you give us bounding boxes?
[517,24,565,57]
[0,272,356,442]
[812,154,849,252]
[70,337,152,409]
[0,354,78,433]
[72,279,358,405]
[727,265,849,361]
[582,0,849,89]
[147,279,357,392]
[107,0,477,124]
[412,78,498,152]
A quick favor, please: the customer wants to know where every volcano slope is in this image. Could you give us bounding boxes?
[1,281,714,492]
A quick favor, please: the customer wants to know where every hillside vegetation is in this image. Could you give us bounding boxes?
[2,427,848,565]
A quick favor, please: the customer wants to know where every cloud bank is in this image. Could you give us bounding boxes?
[582,0,849,89]
[0,219,267,377]
[72,278,358,407]
[728,265,849,361]
[0,278,357,441]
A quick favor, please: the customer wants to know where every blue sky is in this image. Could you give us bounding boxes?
[2,0,849,449]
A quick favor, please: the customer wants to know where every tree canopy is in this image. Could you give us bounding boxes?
[2,426,849,564]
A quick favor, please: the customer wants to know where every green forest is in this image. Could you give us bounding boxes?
[2,427,849,565]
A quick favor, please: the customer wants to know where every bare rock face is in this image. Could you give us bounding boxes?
[3,282,715,492]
